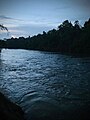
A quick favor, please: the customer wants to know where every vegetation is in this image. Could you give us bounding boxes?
[0,24,8,48]
[1,19,90,56]
[0,24,8,31]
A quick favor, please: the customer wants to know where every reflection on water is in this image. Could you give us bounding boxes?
[0,49,90,120]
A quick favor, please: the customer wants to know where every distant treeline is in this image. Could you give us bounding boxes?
[0,40,5,48]
[0,19,90,56]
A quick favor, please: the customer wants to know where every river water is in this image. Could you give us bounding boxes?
[0,49,90,120]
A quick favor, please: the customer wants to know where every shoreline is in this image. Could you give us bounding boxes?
[1,48,90,58]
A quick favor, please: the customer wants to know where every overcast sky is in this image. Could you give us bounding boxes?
[0,0,90,39]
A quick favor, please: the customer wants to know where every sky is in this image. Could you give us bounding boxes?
[0,0,90,39]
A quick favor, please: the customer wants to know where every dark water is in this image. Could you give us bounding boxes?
[0,49,90,120]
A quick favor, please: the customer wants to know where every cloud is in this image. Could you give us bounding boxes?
[0,15,13,20]
[0,15,25,22]
[0,0,90,40]
[0,15,56,27]
[0,15,56,39]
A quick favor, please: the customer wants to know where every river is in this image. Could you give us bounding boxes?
[0,49,90,120]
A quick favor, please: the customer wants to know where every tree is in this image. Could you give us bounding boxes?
[74,20,81,30]
[58,20,73,30]
[84,18,90,29]
[0,24,8,48]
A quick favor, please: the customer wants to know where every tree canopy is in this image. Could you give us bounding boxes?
[1,19,90,57]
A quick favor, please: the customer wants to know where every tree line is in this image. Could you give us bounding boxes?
[0,19,90,56]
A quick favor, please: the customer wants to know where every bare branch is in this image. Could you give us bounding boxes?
[0,24,8,31]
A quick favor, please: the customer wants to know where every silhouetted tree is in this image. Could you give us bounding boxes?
[5,19,90,56]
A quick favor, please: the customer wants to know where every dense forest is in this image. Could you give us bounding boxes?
[0,19,90,56]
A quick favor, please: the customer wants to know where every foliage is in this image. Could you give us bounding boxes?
[0,24,8,31]
[3,19,90,56]
[0,25,8,48]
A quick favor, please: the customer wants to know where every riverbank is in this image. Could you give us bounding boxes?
[0,92,25,120]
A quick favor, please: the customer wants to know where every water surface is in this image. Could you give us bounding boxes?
[0,49,90,120]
